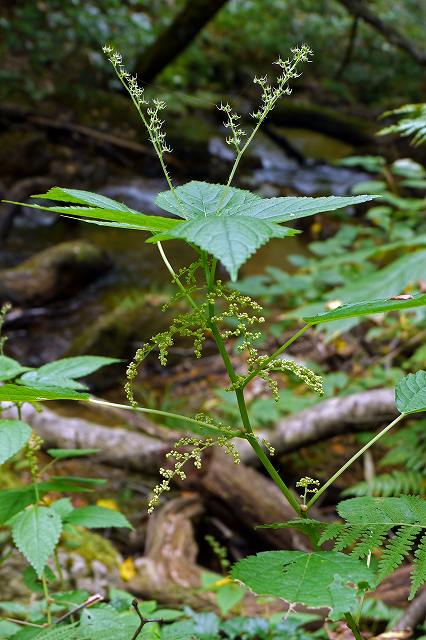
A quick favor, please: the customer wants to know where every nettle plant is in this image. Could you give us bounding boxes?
[3,46,426,634]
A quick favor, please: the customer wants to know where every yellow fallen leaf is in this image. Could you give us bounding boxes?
[120,557,136,581]
[96,498,119,511]
[212,576,233,588]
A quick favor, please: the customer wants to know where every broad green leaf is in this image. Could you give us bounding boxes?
[396,371,426,414]
[155,181,377,222]
[0,419,32,464]
[155,181,261,219]
[0,479,104,524]
[0,383,89,402]
[34,356,121,379]
[2,190,179,233]
[155,181,376,279]
[19,371,87,391]
[303,292,426,324]
[231,550,373,620]
[12,505,62,576]
[0,356,31,381]
[0,486,37,524]
[50,498,74,519]
[65,505,132,529]
[18,355,121,391]
[33,186,142,209]
[235,194,378,222]
[169,216,297,281]
[47,448,99,459]
[32,623,80,640]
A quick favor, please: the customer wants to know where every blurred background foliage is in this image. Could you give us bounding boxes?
[1,0,425,108]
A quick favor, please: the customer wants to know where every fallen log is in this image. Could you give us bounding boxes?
[1,401,174,474]
[237,387,397,463]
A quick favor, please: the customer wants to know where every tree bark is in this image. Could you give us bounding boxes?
[134,0,229,83]
[336,0,426,65]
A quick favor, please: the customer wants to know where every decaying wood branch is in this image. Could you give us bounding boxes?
[1,401,174,474]
[237,388,397,463]
[134,0,229,83]
[393,588,426,632]
[2,388,398,470]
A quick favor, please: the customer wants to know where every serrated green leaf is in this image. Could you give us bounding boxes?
[12,505,62,576]
[155,181,260,218]
[0,419,32,464]
[0,486,38,524]
[33,623,79,640]
[3,185,179,232]
[47,448,99,459]
[65,505,132,529]
[396,371,426,414]
[0,356,31,381]
[17,355,121,392]
[257,518,324,546]
[235,193,378,222]
[155,181,376,279]
[50,498,74,519]
[303,293,426,324]
[33,186,140,209]
[156,181,377,222]
[169,216,297,281]
[0,383,89,402]
[18,371,87,391]
[231,550,373,620]
[0,479,103,525]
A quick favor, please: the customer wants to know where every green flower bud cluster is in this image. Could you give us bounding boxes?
[125,304,210,406]
[296,476,320,505]
[26,432,43,481]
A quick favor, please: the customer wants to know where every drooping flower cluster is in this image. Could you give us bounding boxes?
[148,428,240,513]
[245,347,324,401]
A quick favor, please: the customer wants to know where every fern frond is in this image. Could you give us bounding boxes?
[322,497,426,599]
[377,525,422,582]
[352,525,389,559]
[410,532,426,599]
[343,471,425,498]
[381,421,426,473]
[333,524,366,551]
[379,103,426,146]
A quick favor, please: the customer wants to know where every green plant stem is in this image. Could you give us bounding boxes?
[306,413,406,510]
[156,241,198,310]
[42,571,51,625]
[203,261,301,516]
[344,612,363,640]
[87,397,240,436]
[241,323,312,388]
[54,549,65,589]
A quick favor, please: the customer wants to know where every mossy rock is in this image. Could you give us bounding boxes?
[0,240,111,305]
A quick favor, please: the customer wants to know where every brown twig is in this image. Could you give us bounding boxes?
[131,599,163,640]
[54,594,104,625]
